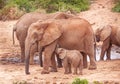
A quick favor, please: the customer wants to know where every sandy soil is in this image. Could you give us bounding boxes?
[0,0,120,84]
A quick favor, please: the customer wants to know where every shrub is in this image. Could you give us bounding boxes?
[0,4,25,20]
[32,0,90,13]
[72,78,88,84]
[93,81,103,84]
[0,0,90,20]
[6,0,36,12]
[112,0,120,12]
[0,0,6,9]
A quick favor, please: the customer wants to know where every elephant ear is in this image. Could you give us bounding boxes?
[100,25,112,41]
[40,21,62,46]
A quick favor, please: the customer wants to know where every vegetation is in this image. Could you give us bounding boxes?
[112,0,120,12]
[0,0,90,20]
[93,81,103,84]
[72,78,88,84]
[13,80,28,84]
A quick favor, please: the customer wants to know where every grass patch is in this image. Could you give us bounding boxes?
[72,78,88,84]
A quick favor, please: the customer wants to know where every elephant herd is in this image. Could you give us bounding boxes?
[13,12,120,75]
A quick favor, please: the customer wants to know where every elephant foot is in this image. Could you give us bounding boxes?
[68,71,72,74]
[73,72,77,75]
[64,72,70,74]
[106,58,111,60]
[40,63,43,67]
[50,67,57,72]
[30,62,35,65]
[88,64,97,70]
[26,71,30,75]
[100,58,104,61]
[57,64,63,68]
[79,72,82,75]
[83,65,88,68]
[41,70,49,74]
[21,59,25,63]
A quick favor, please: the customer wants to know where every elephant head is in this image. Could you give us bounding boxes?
[25,20,62,74]
[56,48,67,59]
[95,25,112,42]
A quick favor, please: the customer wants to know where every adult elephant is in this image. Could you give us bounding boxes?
[95,25,120,60]
[13,12,75,65]
[25,18,97,74]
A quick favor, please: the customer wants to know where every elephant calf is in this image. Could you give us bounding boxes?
[56,48,83,75]
[95,25,120,60]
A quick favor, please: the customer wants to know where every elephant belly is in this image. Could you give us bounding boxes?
[58,37,85,52]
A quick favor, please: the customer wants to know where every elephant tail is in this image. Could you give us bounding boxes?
[13,25,17,45]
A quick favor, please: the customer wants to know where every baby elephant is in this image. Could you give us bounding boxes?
[56,48,83,75]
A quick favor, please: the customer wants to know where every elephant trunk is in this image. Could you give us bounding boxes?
[25,39,31,74]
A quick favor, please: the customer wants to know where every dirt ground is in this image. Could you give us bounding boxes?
[0,0,120,84]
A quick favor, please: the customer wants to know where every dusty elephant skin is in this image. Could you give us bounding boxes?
[56,48,83,75]
[95,25,120,60]
[12,12,75,65]
[25,18,96,74]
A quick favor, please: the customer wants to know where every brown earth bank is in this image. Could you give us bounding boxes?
[0,0,120,84]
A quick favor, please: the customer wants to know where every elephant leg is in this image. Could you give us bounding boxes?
[86,46,96,69]
[56,53,63,68]
[106,44,112,60]
[81,52,88,68]
[79,59,83,75]
[50,52,57,72]
[38,46,44,67]
[100,38,110,60]
[62,58,69,74]
[68,63,72,73]
[29,43,38,65]
[41,41,57,74]
[39,48,43,67]
[64,64,69,74]
[64,67,68,74]
[88,53,97,70]
[73,67,77,75]
[100,46,106,60]
[19,41,25,62]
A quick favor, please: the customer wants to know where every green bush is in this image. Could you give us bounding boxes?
[72,78,88,84]
[0,0,90,20]
[44,0,90,13]
[6,0,36,12]
[0,0,6,9]
[0,4,24,20]
[93,81,103,84]
[112,0,120,12]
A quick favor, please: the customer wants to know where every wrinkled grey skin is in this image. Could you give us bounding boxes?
[56,48,83,75]
[95,25,120,60]
[13,12,76,65]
